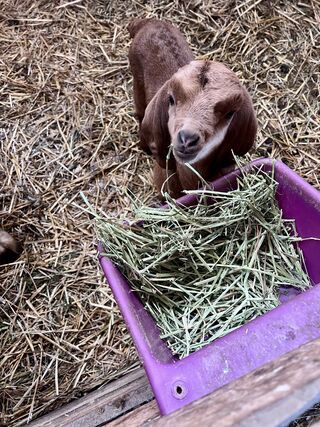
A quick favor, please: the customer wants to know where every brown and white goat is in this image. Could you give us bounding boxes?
[128,18,257,198]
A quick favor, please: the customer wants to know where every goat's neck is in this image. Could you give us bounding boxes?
[176,160,211,190]
[176,153,234,192]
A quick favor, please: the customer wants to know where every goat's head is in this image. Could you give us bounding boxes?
[141,60,257,169]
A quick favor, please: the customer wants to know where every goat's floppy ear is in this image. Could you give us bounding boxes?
[140,82,174,169]
[214,92,242,118]
[216,91,257,156]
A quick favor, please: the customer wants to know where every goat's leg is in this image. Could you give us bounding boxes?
[132,77,152,154]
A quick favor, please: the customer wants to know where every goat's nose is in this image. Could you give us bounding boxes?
[177,130,200,149]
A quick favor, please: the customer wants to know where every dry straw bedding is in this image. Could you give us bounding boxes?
[0,0,319,425]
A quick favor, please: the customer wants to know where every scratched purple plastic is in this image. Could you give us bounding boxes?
[99,159,320,415]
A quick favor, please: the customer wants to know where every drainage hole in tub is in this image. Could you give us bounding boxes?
[172,382,187,399]
[176,385,183,395]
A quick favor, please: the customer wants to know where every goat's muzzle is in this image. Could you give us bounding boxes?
[174,129,201,163]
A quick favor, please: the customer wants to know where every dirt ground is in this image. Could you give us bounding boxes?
[0,0,319,425]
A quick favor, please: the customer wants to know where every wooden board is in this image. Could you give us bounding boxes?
[28,367,154,427]
[106,400,160,427]
[147,338,320,427]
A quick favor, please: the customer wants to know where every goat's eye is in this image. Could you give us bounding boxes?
[226,111,235,120]
[168,95,175,106]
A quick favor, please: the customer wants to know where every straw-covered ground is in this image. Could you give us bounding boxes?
[0,0,319,425]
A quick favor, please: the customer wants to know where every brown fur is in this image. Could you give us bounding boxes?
[129,19,257,199]
[0,231,22,265]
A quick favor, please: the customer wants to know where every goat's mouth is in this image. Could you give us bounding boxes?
[173,147,198,163]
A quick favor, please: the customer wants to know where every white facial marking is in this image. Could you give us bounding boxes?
[188,122,231,165]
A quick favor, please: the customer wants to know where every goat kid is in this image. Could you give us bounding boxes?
[129,18,257,198]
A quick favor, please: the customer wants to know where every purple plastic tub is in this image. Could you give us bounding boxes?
[99,158,320,415]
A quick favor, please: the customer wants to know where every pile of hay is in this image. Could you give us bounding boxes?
[0,0,319,425]
[97,166,310,358]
